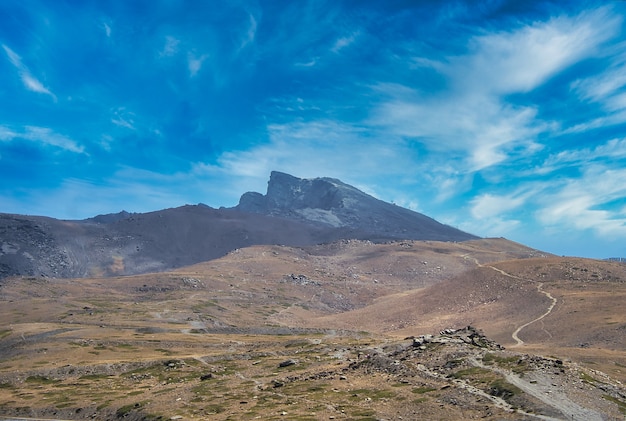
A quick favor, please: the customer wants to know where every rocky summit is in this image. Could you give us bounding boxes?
[235,171,477,242]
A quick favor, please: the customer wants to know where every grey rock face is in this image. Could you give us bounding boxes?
[235,171,477,242]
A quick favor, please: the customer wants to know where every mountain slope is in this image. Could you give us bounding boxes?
[0,206,339,279]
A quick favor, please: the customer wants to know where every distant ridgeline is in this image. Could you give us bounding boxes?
[604,257,626,263]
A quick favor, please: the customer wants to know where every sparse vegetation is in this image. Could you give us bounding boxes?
[482,352,528,374]
[603,394,626,415]
[25,375,59,385]
[580,372,603,385]
[412,386,437,394]
[488,378,522,400]
[116,402,144,418]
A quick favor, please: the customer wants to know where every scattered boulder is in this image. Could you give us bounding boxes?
[279,359,298,368]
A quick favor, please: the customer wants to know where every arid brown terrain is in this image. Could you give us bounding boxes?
[0,238,625,420]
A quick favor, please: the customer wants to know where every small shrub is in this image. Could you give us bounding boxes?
[25,375,59,385]
[489,379,521,401]
[116,402,143,418]
[412,386,436,394]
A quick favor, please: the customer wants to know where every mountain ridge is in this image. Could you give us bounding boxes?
[1,171,477,279]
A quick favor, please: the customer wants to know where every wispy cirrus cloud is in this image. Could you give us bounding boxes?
[536,137,626,175]
[568,40,626,130]
[110,108,136,130]
[239,14,257,50]
[464,159,626,241]
[188,52,209,77]
[370,7,619,173]
[102,22,112,38]
[0,125,84,154]
[331,31,359,53]
[157,36,208,78]
[465,189,535,237]
[160,36,181,57]
[536,165,626,237]
[459,135,626,244]
[573,64,626,108]
[470,191,530,220]
[451,8,618,95]
[2,44,57,100]
[370,89,548,171]
[561,110,626,134]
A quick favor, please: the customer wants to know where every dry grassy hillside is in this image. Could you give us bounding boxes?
[0,239,624,420]
[313,256,626,384]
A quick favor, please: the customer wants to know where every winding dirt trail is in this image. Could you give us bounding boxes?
[484,264,557,346]
[510,283,557,347]
[462,255,557,347]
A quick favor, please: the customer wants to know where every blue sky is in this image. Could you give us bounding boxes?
[1,0,626,258]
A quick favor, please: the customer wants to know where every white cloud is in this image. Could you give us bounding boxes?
[468,216,521,238]
[465,141,626,241]
[470,192,528,219]
[410,57,445,72]
[536,137,626,174]
[462,189,534,236]
[239,14,257,50]
[0,125,84,153]
[157,36,210,79]
[573,67,626,105]
[452,8,618,95]
[295,58,318,67]
[103,22,111,38]
[2,44,57,100]
[572,39,626,111]
[370,88,546,171]
[21,74,52,95]
[160,36,180,57]
[0,126,18,141]
[111,108,136,130]
[369,7,617,174]
[562,109,626,134]
[25,127,84,153]
[3,44,22,68]
[537,166,626,237]
[188,53,208,77]
[606,91,626,112]
[331,31,359,53]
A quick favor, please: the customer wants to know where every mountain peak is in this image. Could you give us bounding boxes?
[236,171,477,241]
